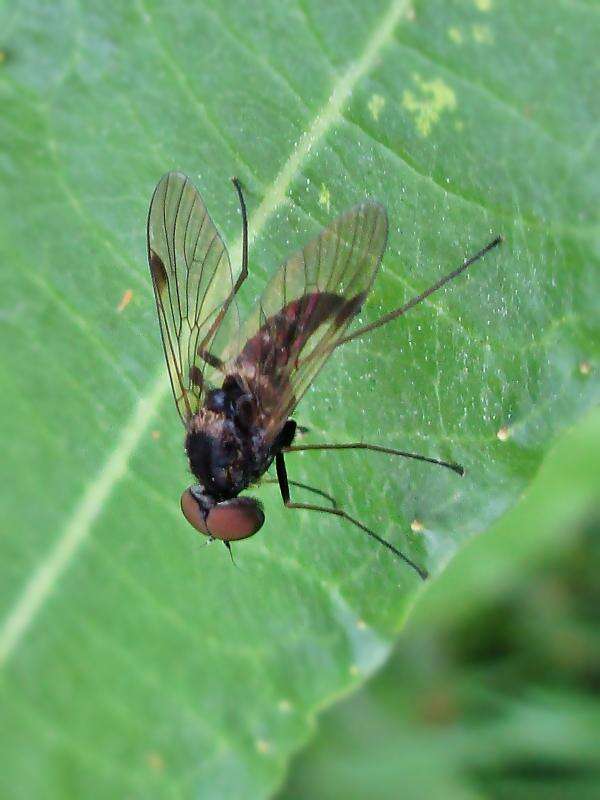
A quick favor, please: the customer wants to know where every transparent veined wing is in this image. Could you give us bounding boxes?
[147,172,241,424]
[229,201,388,443]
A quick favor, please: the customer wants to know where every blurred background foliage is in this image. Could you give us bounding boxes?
[282,407,600,799]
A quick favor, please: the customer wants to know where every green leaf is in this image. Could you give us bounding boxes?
[0,1,598,798]
[281,406,600,800]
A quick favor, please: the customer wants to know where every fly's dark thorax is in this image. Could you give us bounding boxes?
[184,374,274,500]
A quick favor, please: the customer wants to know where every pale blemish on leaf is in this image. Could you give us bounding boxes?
[448,26,463,44]
[368,93,386,122]
[454,120,465,132]
[402,74,457,137]
[151,430,161,440]
[278,699,292,713]
[318,183,331,213]
[117,288,133,312]
[349,664,360,676]
[497,426,511,441]
[579,360,592,376]
[474,0,493,11]
[255,739,271,755]
[356,618,367,630]
[411,519,425,533]
[472,23,494,44]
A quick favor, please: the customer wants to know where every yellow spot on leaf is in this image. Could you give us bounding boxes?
[151,430,161,441]
[448,27,463,44]
[411,519,424,533]
[474,0,492,11]
[318,183,331,213]
[368,93,386,122]
[0,51,6,64]
[405,4,416,21]
[402,74,457,137]
[278,699,292,713]
[356,619,367,630]
[579,360,592,376]
[454,120,465,132]
[146,752,165,773]
[497,426,510,442]
[472,23,493,44]
[255,739,271,755]
[117,288,133,312]
[349,664,360,676]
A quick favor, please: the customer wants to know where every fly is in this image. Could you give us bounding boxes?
[147,172,502,580]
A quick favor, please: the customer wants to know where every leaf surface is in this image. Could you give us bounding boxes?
[0,1,598,797]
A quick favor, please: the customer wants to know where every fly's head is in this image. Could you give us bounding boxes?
[180,485,264,543]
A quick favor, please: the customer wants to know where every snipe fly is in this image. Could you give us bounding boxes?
[147,173,501,579]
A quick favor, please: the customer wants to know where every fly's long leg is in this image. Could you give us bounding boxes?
[284,442,464,476]
[196,177,250,356]
[336,236,502,348]
[275,452,428,580]
[262,476,338,508]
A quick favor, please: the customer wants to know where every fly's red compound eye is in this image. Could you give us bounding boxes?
[205,497,264,542]
[180,488,210,535]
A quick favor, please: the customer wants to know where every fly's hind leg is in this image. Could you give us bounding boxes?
[262,477,337,508]
[274,451,428,580]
